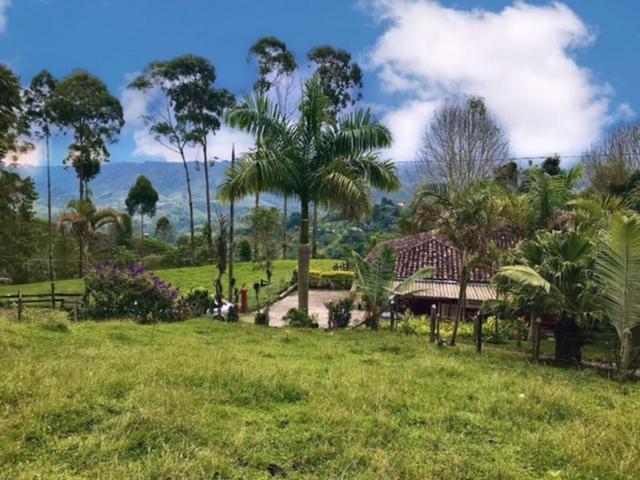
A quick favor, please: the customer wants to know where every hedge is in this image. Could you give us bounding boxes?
[308,270,354,290]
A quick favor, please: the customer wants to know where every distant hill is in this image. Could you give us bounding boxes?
[15,161,420,234]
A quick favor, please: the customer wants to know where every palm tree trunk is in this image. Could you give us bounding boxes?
[282,195,288,259]
[451,256,468,346]
[620,332,634,374]
[202,140,213,256]
[46,133,53,284]
[312,203,318,259]
[298,200,310,312]
[179,149,195,263]
[553,314,583,365]
[140,212,144,267]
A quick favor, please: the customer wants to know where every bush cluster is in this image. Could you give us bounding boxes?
[181,288,216,317]
[283,308,319,328]
[84,263,183,323]
[325,296,353,329]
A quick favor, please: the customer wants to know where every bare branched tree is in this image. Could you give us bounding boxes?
[583,123,640,193]
[418,97,510,191]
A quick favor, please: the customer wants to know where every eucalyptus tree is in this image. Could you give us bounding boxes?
[48,71,123,200]
[158,55,234,253]
[307,45,363,118]
[126,176,159,266]
[0,64,30,161]
[411,181,508,346]
[220,77,398,312]
[58,200,124,277]
[308,45,364,256]
[24,70,58,284]
[249,36,298,256]
[155,216,173,243]
[129,62,195,260]
[418,97,509,191]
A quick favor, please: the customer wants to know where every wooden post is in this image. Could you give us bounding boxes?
[17,291,23,322]
[60,299,65,311]
[429,304,437,343]
[532,316,541,362]
[475,314,482,353]
[51,282,56,308]
[73,302,78,322]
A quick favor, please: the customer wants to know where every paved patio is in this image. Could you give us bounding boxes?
[267,289,364,328]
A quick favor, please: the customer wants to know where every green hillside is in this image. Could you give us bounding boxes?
[0,259,339,310]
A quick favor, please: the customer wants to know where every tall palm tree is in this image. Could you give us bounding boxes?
[594,212,640,374]
[411,181,508,345]
[58,199,124,277]
[219,77,399,312]
[349,245,432,329]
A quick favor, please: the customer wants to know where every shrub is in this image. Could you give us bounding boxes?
[325,296,354,329]
[483,316,528,343]
[181,288,215,317]
[390,314,475,339]
[255,309,270,326]
[84,263,182,323]
[283,308,319,328]
[308,270,354,290]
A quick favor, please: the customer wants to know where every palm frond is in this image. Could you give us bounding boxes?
[496,265,551,293]
[594,213,640,339]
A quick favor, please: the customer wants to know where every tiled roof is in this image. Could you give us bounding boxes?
[367,230,519,283]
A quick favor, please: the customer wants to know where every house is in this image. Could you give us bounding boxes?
[367,230,519,320]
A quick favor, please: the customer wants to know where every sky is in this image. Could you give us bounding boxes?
[1,0,639,167]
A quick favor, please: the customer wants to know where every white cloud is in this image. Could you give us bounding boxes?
[0,0,9,32]
[4,142,44,166]
[381,99,438,162]
[366,0,630,161]
[133,127,254,163]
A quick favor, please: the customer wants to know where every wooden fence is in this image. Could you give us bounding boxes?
[0,284,85,321]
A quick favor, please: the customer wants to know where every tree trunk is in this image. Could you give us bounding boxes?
[282,195,288,259]
[254,192,260,260]
[179,150,195,263]
[228,145,235,299]
[298,201,310,312]
[78,237,84,278]
[553,315,583,365]
[140,212,144,267]
[451,254,468,346]
[202,141,213,256]
[312,203,318,259]
[620,331,634,374]
[46,133,53,284]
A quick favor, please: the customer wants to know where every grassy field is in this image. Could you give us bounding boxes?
[0,313,638,479]
[0,259,338,309]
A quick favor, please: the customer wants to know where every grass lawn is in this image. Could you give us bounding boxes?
[0,259,338,310]
[0,313,638,479]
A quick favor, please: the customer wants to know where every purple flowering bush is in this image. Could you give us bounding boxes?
[84,263,183,323]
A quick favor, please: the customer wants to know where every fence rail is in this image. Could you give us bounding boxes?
[0,284,86,321]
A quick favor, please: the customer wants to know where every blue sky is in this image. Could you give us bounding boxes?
[1,0,639,166]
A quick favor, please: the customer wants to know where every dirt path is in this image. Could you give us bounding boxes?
[266,289,364,328]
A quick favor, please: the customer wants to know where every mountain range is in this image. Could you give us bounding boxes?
[15,161,421,234]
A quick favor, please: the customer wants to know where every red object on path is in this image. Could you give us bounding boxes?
[240,288,249,313]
